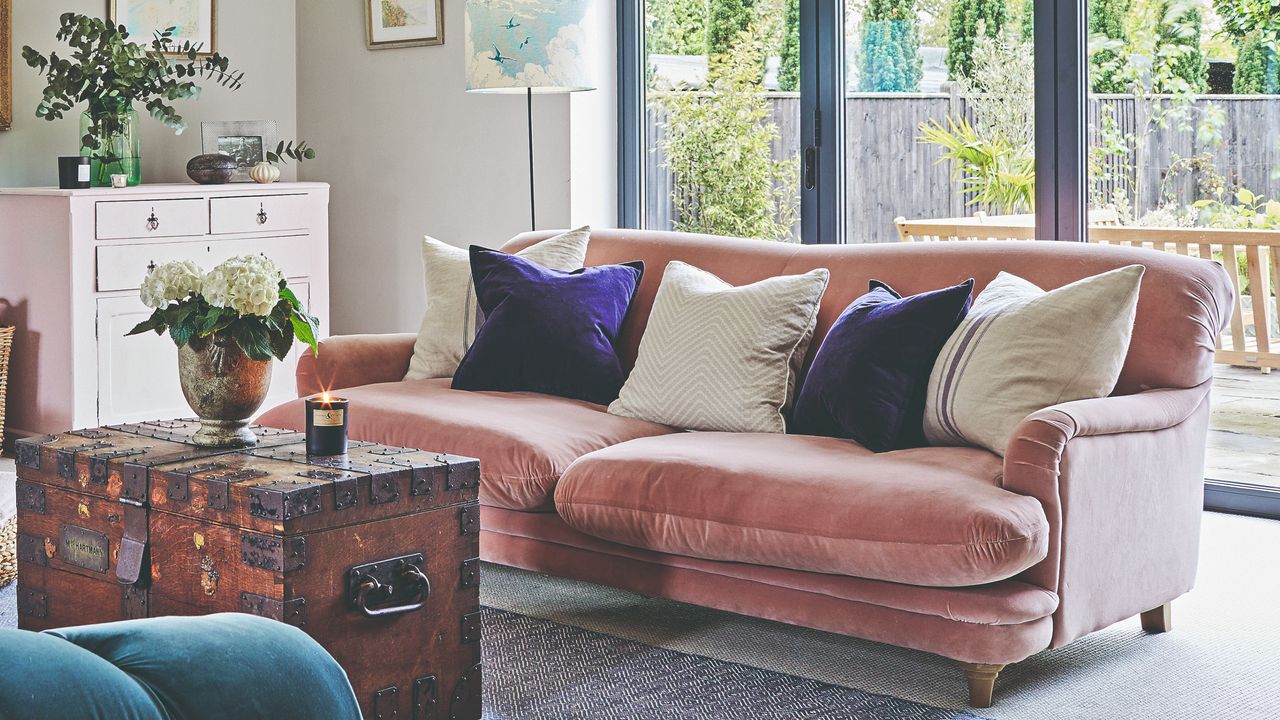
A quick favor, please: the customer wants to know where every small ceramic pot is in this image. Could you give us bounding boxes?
[249,161,282,184]
[187,153,238,184]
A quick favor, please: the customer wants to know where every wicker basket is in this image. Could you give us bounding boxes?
[0,326,12,449]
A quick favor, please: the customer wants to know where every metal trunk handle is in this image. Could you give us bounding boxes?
[348,553,430,618]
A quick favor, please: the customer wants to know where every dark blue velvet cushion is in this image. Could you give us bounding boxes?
[790,278,974,452]
[451,246,643,405]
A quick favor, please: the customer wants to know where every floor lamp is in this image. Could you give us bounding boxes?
[464,1,596,231]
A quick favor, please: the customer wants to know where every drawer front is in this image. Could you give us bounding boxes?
[210,194,311,235]
[96,199,209,240]
[96,237,313,292]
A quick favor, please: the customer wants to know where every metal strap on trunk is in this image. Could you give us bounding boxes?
[116,500,149,586]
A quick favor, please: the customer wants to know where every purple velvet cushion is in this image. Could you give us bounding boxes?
[791,279,974,452]
[451,246,644,405]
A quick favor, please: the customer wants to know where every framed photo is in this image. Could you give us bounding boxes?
[110,0,217,56]
[1,0,11,131]
[201,121,277,182]
[366,0,444,49]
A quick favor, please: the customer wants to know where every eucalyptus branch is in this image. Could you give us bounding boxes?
[22,13,245,155]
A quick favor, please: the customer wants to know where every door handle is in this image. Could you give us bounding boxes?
[803,147,818,191]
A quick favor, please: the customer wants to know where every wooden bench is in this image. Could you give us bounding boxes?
[894,214,1279,372]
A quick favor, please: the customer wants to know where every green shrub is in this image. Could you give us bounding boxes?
[1088,0,1132,92]
[860,0,923,92]
[946,0,1008,79]
[777,0,800,91]
[659,28,799,241]
[1153,0,1208,93]
[1233,31,1280,94]
[647,0,709,56]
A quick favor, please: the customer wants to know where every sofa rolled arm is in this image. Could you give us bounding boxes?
[1003,380,1213,648]
[296,333,417,397]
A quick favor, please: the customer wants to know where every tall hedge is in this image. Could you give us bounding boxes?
[1088,0,1131,92]
[777,0,800,91]
[707,0,755,56]
[1154,0,1208,93]
[1233,31,1280,94]
[947,0,1008,79]
[860,0,923,92]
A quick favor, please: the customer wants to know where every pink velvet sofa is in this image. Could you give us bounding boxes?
[258,229,1234,707]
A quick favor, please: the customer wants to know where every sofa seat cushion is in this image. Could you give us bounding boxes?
[257,379,676,511]
[554,432,1049,587]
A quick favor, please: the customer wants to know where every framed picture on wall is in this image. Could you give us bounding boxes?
[1,0,12,131]
[110,0,217,56]
[366,0,444,49]
[201,120,277,182]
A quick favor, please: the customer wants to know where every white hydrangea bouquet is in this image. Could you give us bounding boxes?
[127,254,319,361]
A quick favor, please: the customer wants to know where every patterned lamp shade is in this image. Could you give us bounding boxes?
[464,0,596,94]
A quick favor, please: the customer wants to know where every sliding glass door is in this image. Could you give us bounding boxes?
[620,0,1063,244]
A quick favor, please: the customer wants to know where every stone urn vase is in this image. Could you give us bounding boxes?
[178,337,273,448]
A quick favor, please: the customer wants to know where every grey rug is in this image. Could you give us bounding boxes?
[482,607,987,720]
[0,589,983,719]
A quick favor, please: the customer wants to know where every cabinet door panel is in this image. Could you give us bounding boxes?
[98,284,311,426]
[96,296,190,425]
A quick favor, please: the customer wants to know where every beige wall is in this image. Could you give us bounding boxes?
[0,0,298,187]
[296,1,578,335]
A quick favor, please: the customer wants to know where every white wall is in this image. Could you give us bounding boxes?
[297,0,576,335]
[0,0,298,188]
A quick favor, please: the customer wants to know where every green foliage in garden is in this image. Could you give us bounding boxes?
[1233,31,1280,93]
[1089,0,1132,92]
[1153,0,1208,93]
[707,0,756,61]
[860,0,924,92]
[777,0,800,91]
[658,29,799,241]
[647,0,709,55]
[946,0,1009,79]
[1019,0,1035,41]
[1212,0,1280,53]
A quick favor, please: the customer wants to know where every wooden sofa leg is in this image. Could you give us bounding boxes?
[1140,603,1172,633]
[960,662,1005,708]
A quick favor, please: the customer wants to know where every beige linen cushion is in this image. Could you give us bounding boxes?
[608,260,830,433]
[404,227,591,380]
[923,265,1145,456]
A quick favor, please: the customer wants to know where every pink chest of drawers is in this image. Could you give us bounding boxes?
[0,182,330,440]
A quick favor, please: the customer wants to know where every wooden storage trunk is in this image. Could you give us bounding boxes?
[15,420,482,720]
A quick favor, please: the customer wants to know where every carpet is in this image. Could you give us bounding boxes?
[482,607,986,719]
[479,511,1280,720]
[0,593,983,720]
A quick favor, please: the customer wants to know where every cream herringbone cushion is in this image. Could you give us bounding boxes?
[405,227,590,380]
[608,261,830,433]
[923,265,1145,456]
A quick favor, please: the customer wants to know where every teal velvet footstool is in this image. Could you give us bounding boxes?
[0,613,362,720]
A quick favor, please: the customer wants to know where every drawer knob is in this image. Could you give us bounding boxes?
[256,203,268,225]
[147,261,157,272]
[146,210,160,232]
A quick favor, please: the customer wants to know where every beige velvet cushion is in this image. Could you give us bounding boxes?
[607,261,830,433]
[404,227,590,380]
[924,265,1145,456]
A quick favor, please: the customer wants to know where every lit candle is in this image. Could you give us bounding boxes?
[305,392,349,456]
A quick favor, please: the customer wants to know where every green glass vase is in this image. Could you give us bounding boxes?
[80,104,142,187]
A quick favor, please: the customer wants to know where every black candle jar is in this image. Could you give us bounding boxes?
[58,156,92,189]
[305,395,349,456]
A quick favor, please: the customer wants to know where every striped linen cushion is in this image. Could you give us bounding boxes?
[923,265,1145,456]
